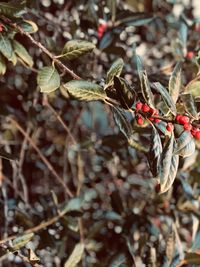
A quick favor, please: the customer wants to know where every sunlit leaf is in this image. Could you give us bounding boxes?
[63,80,106,101]
[61,40,95,60]
[186,81,200,97]
[0,1,26,17]
[64,243,84,267]
[37,66,60,93]
[0,53,6,75]
[106,58,124,88]
[19,20,38,33]
[153,82,176,115]
[181,93,198,119]
[13,40,33,67]
[169,62,182,104]
[139,71,155,109]
[174,131,195,158]
[11,233,34,251]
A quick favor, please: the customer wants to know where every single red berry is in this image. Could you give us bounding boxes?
[183,123,192,131]
[195,131,200,140]
[137,116,144,125]
[186,51,194,60]
[179,115,189,125]
[176,114,181,122]
[154,118,161,123]
[142,104,150,113]
[97,23,107,39]
[136,102,143,111]
[166,122,174,132]
[0,24,3,32]
[191,127,198,136]
[149,117,154,122]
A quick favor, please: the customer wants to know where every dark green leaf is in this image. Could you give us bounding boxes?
[61,40,95,60]
[107,0,116,22]
[117,13,154,27]
[112,107,132,138]
[64,243,84,267]
[114,76,135,109]
[184,252,200,264]
[106,58,124,88]
[108,253,127,267]
[61,197,83,217]
[148,125,163,176]
[158,135,177,193]
[37,66,60,93]
[0,1,26,17]
[174,131,195,158]
[181,93,198,119]
[99,31,114,50]
[19,20,38,33]
[169,62,182,104]
[153,82,176,115]
[63,80,106,101]
[0,34,13,60]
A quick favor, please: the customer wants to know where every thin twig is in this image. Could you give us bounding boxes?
[9,117,74,198]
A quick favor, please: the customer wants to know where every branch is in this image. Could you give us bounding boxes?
[9,117,74,198]
[0,15,81,80]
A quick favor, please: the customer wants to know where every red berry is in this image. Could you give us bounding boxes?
[183,123,192,131]
[186,51,194,60]
[176,114,181,122]
[191,127,198,136]
[149,117,154,122]
[142,104,150,113]
[154,118,161,123]
[195,131,200,140]
[97,23,107,39]
[136,102,143,111]
[179,115,189,125]
[137,116,144,125]
[166,122,174,132]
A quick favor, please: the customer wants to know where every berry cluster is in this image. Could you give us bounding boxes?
[97,23,107,39]
[135,102,161,126]
[176,114,200,140]
[135,102,200,138]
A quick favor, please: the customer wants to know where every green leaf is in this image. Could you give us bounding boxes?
[169,62,182,104]
[13,40,33,67]
[112,107,132,138]
[186,81,200,97]
[113,76,135,109]
[63,80,106,101]
[61,197,83,217]
[117,13,154,27]
[158,135,177,193]
[153,82,176,115]
[139,71,155,109]
[61,40,95,60]
[19,20,38,33]
[0,1,26,17]
[37,66,60,93]
[64,243,84,267]
[99,31,114,50]
[181,93,198,119]
[0,34,13,60]
[148,125,163,176]
[174,131,195,158]
[0,53,6,75]
[108,253,127,267]
[106,58,124,88]
[160,154,179,194]
[11,233,34,251]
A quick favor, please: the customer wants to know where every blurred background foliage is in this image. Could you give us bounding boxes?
[0,0,200,266]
